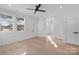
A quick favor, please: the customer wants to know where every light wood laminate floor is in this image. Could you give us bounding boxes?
[0,35,79,55]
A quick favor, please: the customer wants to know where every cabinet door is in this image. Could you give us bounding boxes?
[65,18,76,44]
[76,18,79,44]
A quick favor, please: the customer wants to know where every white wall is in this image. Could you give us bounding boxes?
[0,9,39,45]
[36,11,79,41]
[46,17,54,34]
[37,17,54,37]
[54,17,65,40]
[37,16,65,40]
[54,11,79,41]
[37,19,47,35]
[1,7,79,46]
[0,32,33,45]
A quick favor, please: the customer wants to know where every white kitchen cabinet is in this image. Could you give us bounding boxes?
[65,17,79,45]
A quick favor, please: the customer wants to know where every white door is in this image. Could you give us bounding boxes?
[46,18,54,34]
[46,22,52,34]
[65,17,76,45]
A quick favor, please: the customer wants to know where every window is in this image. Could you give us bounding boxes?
[0,14,13,32]
[16,17,24,31]
[0,14,25,32]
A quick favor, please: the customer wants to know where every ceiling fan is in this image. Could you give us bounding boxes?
[26,4,46,14]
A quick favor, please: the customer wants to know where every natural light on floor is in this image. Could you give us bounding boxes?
[47,36,58,48]
[21,51,27,55]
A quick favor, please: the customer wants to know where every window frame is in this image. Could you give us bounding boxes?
[0,14,25,32]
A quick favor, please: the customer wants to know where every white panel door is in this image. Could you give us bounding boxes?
[47,22,53,34]
[46,18,54,34]
[65,18,76,44]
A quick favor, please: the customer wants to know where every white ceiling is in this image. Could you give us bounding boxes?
[0,4,79,18]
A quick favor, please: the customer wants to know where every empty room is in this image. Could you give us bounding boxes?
[0,4,79,55]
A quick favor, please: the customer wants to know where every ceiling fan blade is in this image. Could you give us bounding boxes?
[26,8,35,10]
[38,10,46,12]
[38,4,41,7]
